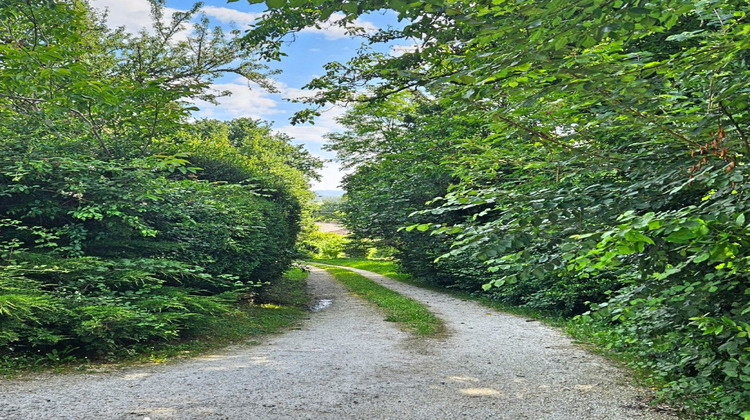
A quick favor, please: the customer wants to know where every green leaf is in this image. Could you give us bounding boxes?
[616,244,635,254]
[627,7,649,15]
[692,252,710,264]
[389,0,409,12]
[266,0,286,8]
[664,228,696,243]
[624,230,655,245]
[723,361,739,378]
[341,2,358,14]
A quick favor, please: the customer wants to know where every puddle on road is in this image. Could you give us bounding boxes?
[310,299,333,312]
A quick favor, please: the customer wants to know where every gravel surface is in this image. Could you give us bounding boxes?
[0,266,674,420]
[315,222,350,235]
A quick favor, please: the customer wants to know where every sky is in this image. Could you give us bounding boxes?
[88,0,403,193]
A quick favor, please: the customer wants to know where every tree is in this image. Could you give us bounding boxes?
[1,0,272,158]
[188,117,323,183]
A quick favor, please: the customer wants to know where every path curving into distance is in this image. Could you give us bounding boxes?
[0,266,673,420]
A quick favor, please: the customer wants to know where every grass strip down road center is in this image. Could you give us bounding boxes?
[312,264,444,337]
[311,258,410,282]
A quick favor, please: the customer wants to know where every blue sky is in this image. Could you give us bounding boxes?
[88,0,405,192]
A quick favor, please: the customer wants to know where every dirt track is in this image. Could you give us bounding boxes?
[0,266,673,420]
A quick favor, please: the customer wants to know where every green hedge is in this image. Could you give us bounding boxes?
[0,154,302,357]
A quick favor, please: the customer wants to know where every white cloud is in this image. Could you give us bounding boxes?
[282,87,317,101]
[278,124,332,144]
[390,44,419,57]
[201,6,261,26]
[275,105,346,144]
[89,0,170,33]
[90,0,261,33]
[316,106,348,130]
[311,160,349,191]
[300,13,378,40]
[89,0,191,43]
[276,105,348,191]
[269,80,321,102]
[192,77,285,120]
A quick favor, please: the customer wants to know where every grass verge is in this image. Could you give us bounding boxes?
[0,267,310,377]
[313,264,444,337]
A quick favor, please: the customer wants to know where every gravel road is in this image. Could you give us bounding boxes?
[0,266,674,420]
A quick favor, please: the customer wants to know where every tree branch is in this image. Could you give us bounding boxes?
[69,106,112,158]
[719,101,750,156]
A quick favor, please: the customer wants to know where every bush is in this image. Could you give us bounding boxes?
[0,152,304,358]
[298,231,348,259]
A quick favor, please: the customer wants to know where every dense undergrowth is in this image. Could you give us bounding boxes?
[0,268,309,375]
